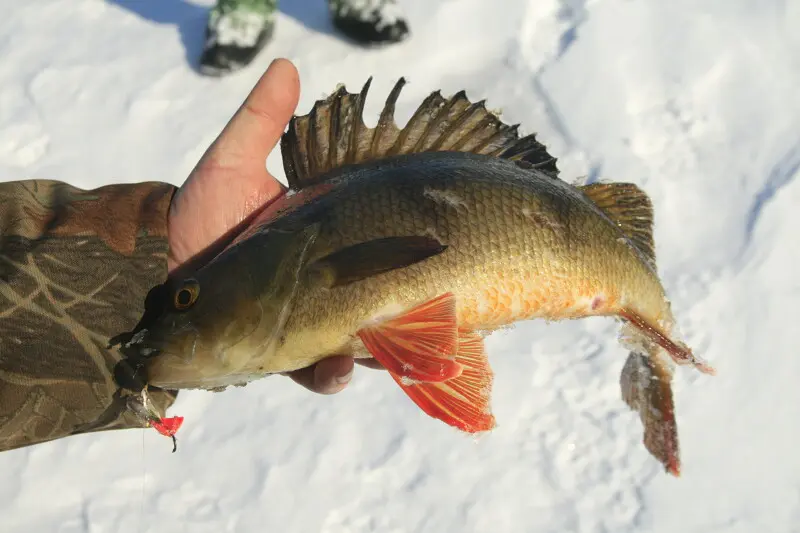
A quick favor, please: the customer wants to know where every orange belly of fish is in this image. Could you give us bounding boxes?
[455,274,617,331]
[349,276,616,437]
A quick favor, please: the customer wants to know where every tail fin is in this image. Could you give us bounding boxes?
[620,348,681,476]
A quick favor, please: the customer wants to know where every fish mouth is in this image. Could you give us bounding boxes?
[117,325,204,391]
[124,327,165,356]
[113,329,166,393]
[125,328,162,357]
[124,324,199,363]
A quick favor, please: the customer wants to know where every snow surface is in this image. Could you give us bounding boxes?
[1,0,799,531]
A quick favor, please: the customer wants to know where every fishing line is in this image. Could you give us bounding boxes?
[139,425,147,533]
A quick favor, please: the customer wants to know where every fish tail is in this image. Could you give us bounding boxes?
[617,308,716,475]
[620,346,681,476]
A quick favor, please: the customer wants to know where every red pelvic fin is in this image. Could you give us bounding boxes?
[357,293,462,382]
[390,329,496,433]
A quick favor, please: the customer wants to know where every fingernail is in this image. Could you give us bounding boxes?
[335,368,353,385]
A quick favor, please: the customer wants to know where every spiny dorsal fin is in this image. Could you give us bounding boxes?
[281,77,559,190]
[579,183,656,269]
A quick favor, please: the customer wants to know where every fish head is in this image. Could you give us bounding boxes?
[132,224,321,389]
[135,259,265,366]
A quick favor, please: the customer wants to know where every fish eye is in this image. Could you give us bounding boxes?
[174,279,200,310]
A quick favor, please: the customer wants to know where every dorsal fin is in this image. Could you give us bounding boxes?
[280,77,560,190]
[579,183,656,269]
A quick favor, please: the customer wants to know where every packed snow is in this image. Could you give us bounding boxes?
[1,0,799,531]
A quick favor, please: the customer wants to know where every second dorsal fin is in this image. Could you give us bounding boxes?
[280,78,560,190]
[579,182,657,269]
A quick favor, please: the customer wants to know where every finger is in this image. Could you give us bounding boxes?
[202,57,300,174]
[355,358,386,370]
[286,356,354,395]
[168,58,301,268]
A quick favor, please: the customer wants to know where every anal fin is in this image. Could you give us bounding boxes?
[620,351,680,476]
[357,293,462,382]
[390,329,496,433]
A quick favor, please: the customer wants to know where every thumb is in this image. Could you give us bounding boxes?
[168,59,300,269]
[204,57,301,172]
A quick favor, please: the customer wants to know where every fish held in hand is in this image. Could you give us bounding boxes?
[134,78,714,475]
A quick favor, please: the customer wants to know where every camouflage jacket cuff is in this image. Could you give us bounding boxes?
[0,180,179,452]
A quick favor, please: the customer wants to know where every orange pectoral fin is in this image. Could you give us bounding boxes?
[390,329,496,434]
[357,293,462,382]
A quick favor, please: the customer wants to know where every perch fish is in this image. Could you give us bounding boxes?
[134,78,715,476]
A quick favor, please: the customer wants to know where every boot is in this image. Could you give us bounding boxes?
[328,0,410,45]
[200,0,278,77]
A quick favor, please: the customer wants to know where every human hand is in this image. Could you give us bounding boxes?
[166,58,382,395]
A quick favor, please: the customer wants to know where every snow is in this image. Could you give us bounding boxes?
[1,0,799,531]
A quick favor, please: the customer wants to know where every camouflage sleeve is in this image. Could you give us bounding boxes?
[0,179,179,452]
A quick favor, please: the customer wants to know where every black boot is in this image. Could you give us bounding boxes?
[329,0,410,46]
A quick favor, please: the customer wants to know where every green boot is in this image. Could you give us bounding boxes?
[200,0,278,77]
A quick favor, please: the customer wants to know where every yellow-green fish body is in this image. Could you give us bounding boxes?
[266,153,668,372]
